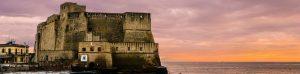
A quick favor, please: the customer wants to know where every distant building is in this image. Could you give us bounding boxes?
[35,2,165,72]
[0,41,31,64]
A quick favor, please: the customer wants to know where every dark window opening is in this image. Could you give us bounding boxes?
[88,27,92,32]
[65,25,69,32]
[45,55,48,61]
[90,47,94,51]
[128,47,130,51]
[15,58,17,62]
[15,49,17,54]
[115,47,118,51]
[82,48,86,52]
[8,48,11,54]
[82,56,86,60]
[2,48,5,53]
[98,47,101,51]
[140,47,143,51]
[21,49,23,54]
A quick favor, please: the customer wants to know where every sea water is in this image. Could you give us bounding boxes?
[3,62,300,74]
[163,62,300,74]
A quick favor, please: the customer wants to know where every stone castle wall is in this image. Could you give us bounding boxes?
[110,42,160,69]
[86,13,124,42]
[37,50,74,61]
[35,2,161,69]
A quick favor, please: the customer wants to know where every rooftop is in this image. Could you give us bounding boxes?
[0,44,29,48]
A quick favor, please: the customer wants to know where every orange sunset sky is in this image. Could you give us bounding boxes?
[0,0,300,62]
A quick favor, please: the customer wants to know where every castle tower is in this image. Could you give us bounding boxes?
[123,12,154,42]
[60,2,86,16]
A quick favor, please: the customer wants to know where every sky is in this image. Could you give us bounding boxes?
[0,0,300,62]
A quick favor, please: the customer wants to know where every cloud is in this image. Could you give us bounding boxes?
[0,16,44,47]
[0,16,44,24]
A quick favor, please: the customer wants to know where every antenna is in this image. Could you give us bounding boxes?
[6,31,15,44]
[7,32,11,43]
[23,41,27,45]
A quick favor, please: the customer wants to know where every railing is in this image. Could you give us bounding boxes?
[0,55,13,58]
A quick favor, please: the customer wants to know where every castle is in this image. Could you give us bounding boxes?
[34,2,164,72]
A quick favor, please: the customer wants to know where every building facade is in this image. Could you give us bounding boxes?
[0,41,31,64]
[35,2,162,70]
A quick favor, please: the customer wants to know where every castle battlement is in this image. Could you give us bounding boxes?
[46,14,60,23]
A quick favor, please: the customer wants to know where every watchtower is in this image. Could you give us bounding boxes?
[60,2,86,19]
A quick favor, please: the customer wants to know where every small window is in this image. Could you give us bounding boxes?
[8,48,11,54]
[90,47,94,51]
[88,27,92,32]
[98,47,101,51]
[20,57,23,62]
[21,49,23,54]
[139,47,143,51]
[65,25,69,32]
[128,47,130,51]
[2,48,5,53]
[115,47,118,51]
[82,48,86,52]
[15,49,17,54]
[45,55,49,61]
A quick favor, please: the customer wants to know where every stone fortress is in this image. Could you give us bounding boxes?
[35,2,166,72]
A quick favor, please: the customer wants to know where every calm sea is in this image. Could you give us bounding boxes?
[163,62,300,74]
[3,62,300,74]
